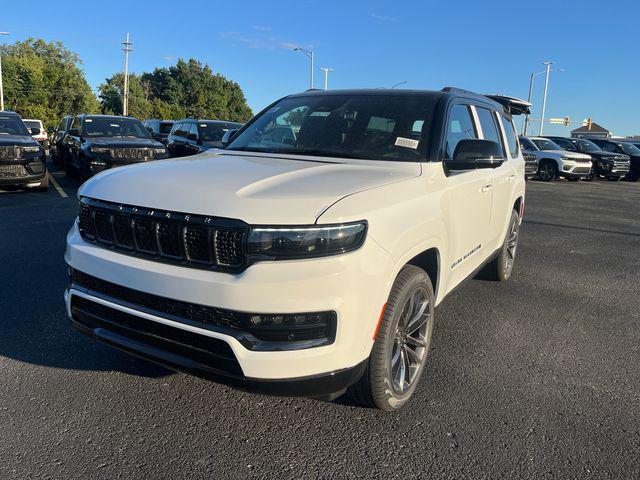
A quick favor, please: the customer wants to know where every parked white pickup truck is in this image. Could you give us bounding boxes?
[65,88,528,410]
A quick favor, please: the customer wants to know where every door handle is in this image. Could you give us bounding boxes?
[481,184,493,193]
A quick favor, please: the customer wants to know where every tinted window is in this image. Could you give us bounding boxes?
[189,123,199,138]
[551,138,574,150]
[228,94,437,162]
[83,117,150,138]
[576,139,602,153]
[476,108,503,155]
[0,115,30,136]
[599,142,618,153]
[501,115,519,158]
[23,120,41,130]
[519,137,538,151]
[159,122,174,134]
[70,116,82,132]
[445,104,477,159]
[171,122,186,137]
[619,142,640,156]
[56,118,65,131]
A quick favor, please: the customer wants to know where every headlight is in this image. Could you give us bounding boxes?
[153,147,167,156]
[23,146,40,153]
[561,156,574,161]
[89,146,111,154]
[247,221,367,260]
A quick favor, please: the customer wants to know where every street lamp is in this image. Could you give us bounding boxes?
[0,31,10,112]
[319,67,334,90]
[522,64,564,136]
[293,47,314,89]
[391,81,407,89]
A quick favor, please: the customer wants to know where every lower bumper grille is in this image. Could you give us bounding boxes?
[0,165,28,178]
[572,166,591,174]
[71,296,243,376]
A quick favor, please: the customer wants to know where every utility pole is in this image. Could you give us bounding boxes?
[293,47,314,89]
[522,72,536,136]
[539,61,552,136]
[122,33,132,116]
[0,31,10,111]
[319,67,334,90]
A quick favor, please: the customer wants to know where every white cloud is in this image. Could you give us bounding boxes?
[371,13,399,22]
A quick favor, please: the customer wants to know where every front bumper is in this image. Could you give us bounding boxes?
[0,156,46,186]
[64,221,392,394]
[559,160,592,177]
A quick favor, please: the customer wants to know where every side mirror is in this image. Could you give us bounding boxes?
[30,127,41,135]
[448,139,504,171]
[221,129,239,147]
[68,128,80,137]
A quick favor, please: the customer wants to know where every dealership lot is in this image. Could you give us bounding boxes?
[1,167,639,479]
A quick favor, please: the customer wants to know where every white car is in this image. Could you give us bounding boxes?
[519,136,592,181]
[23,119,48,147]
[64,88,527,410]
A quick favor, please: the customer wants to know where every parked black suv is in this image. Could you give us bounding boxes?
[544,136,630,181]
[142,119,175,145]
[589,138,640,182]
[50,114,73,168]
[166,119,243,157]
[62,115,169,180]
[0,111,48,191]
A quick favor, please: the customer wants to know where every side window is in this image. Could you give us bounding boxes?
[172,122,185,137]
[56,118,65,131]
[501,114,520,158]
[445,104,477,159]
[189,123,199,138]
[476,107,505,156]
[554,138,574,150]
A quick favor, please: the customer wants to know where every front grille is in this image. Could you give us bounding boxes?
[78,198,247,272]
[612,161,630,172]
[71,296,243,376]
[111,147,153,161]
[0,146,21,160]
[572,166,591,174]
[0,164,28,178]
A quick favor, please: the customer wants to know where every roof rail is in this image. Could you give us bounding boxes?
[305,88,323,92]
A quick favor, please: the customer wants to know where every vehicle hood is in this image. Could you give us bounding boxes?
[79,150,422,224]
[85,136,164,148]
[0,135,39,147]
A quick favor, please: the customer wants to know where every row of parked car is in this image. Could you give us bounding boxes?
[520,135,639,182]
[0,111,243,190]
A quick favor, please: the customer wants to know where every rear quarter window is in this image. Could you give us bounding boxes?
[501,115,520,158]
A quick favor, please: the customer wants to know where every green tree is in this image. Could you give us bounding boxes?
[0,38,99,128]
[99,58,253,122]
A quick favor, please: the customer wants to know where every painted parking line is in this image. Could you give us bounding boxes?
[48,173,68,198]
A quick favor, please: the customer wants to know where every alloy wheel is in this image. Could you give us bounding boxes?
[504,216,520,272]
[390,288,431,394]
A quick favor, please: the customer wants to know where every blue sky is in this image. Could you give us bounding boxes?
[2,0,639,136]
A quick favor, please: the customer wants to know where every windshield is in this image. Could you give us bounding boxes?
[159,122,174,135]
[198,123,240,142]
[576,139,602,153]
[519,137,538,151]
[83,117,151,138]
[531,138,561,151]
[0,115,30,136]
[227,94,436,162]
[619,142,640,156]
[23,120,41,130]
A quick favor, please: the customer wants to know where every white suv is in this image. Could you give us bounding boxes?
[519,136,592,181]
[65,88,526,410]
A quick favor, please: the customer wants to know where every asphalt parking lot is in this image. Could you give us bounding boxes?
[1,165,639,479]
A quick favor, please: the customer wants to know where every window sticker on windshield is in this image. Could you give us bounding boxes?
[395,137,420,149]
[85,119,93,123]
[200,124,207,127]
[110,124,120,128]
[310,111,330,117]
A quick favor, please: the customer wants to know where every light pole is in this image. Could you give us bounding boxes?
[522,64,564,136]
[293,47,314,89]
[319,67,333,90]
[122,32,132,116]
[538,62,553,136]
[0,31,10,112]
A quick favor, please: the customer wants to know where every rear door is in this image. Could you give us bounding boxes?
[492,113,520,245]
[442,102,494,290]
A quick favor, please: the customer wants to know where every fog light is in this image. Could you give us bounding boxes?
[246,311,336,343]
[28,161,44,173]
[562,165,571,171]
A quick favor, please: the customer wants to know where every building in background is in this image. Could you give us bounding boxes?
[571,122,612,139]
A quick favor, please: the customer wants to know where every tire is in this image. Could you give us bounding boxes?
[538,160,556,182]
[583,171,595,181]
[481,209,520,282]
[566,176,580,182]
[606,176,620,181]
[348,265,435,411]
[626,172,639,182]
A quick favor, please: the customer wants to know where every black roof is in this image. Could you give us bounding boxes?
[175,118,243,124]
